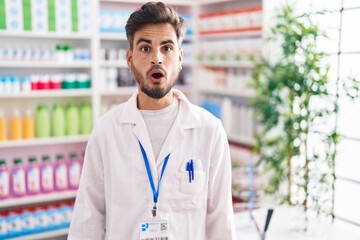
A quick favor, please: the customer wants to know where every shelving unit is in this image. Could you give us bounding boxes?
[0,61,92,68]
[0,31,91,40]
[0,191,77,208]
[0,135,89,149]
[7,229,69,240]
[193,0,262,147]
[0,90,93,99]
[0,1,263,239]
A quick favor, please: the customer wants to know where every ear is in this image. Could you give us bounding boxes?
[179,48,183,65]
[126,48,133,68]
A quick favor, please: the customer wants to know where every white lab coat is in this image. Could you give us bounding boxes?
[68,89,236,240]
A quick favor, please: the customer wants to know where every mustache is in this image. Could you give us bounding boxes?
[146,64,167,76]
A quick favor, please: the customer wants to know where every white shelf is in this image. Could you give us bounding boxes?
[100,86,136,96]
[0,190,77,208]
[228,134,256,146]
[100,61,128,68]
[100,0,196,6]
[7,228,68,240]
[198,88,254,98]
[100,33,127,41]
[0,61,92,68]
[0,89,93,99]
[0,135,89,149]
[199,30,262,39]
[0,31,91,40]
[199,60,255,68]
[199,0,238,5]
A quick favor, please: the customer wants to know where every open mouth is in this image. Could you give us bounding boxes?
[152,72,164,79]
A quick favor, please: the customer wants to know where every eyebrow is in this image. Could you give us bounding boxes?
[136,38,175,46]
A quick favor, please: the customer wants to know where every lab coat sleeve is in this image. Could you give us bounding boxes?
[68,127,106,240]
[206,120,236,240]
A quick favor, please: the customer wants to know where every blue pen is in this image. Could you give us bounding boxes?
[186,162,191,183]
[190,160,194,181]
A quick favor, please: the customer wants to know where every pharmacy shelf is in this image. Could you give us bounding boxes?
[0,61,92,69]
[100,0,196,6]
[0,31,91,40]
[198,88,255,98]
[228,134,255,146]
[0,190,77,208]
[0,135,89,149]
[100,86,136,96]
[198,29,262,39]
[100,33,127,41]
[0,89,93,99]
[199,0,239,5]
[199,60,255,68]
[100,61,128,68]
[7,228,68,240]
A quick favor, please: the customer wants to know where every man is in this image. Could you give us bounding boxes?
[68,2,236,239]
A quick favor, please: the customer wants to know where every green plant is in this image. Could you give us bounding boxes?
[251,3,359,230]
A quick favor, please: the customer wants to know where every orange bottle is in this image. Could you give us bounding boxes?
[23,108,35,139]
[0,109,7,141]
[10,109,23,140]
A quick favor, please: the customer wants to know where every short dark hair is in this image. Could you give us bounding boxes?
[125,2,185,49]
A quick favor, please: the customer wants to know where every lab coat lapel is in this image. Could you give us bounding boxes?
[156,116,186,166]
[118,90,157,174]
[156,89,202,166]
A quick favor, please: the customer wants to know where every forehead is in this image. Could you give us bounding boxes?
[134,23,178,44]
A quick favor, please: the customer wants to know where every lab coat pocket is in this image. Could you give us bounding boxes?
[180,171,205,194]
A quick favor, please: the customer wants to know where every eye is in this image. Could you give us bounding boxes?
[163,46,172,52]
[140,46,150,52]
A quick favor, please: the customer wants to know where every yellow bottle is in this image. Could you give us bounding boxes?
[0,109,7,141]
[10,109,23,140]
[23,108,35,139]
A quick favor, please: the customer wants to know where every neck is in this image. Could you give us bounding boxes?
[137,89,174,110]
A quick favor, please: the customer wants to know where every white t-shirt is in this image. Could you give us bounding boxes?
[140,98,179,160]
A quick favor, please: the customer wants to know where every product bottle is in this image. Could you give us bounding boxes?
[11,158,26,197]
[68,153,82,189]
[0,159,10,199]
[0,109,7,141]
[23,108,35,139]
[0,212,8,239]
[26,157,40,195]
[79,102,92,135]
[65,103,79,136]
[35,104,50,138]
[54,154,68,191]
[51,104,65,137]
[40,155,54,193]
[10,109,23,140]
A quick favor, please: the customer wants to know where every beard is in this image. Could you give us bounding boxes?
[131,63,177,99]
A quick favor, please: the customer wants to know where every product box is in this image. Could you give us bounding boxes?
[5,0,23,32]
[32,0,48,32]
[55,0,71,33]
[78,0,90,32]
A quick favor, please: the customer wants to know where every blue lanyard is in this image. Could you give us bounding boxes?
[139,141,170,217]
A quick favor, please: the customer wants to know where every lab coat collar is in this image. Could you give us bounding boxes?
[117,88,202,129]
[116,88,202,167]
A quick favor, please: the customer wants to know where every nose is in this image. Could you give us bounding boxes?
[151,49,163,65]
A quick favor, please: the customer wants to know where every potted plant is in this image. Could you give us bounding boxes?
[251,3,359,231]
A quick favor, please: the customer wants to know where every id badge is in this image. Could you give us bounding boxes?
[139,214,169,240]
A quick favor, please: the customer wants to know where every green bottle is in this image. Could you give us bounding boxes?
[79,102,93,135]
[66,103,79,136]
[35,104,50,138]
[51,103,65,137]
